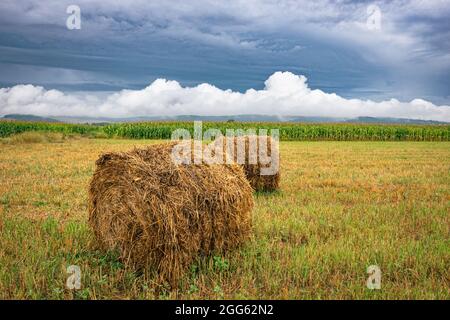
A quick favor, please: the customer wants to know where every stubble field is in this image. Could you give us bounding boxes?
[0,137,449,299]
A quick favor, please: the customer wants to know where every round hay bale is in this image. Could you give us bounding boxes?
[88,141,254,285]
[209,135,280,192]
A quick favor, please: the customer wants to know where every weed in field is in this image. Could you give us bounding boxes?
[213,256,230,272]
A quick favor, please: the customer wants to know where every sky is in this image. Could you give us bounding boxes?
[0,0,449,120]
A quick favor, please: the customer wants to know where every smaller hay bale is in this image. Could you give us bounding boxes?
[88,141,254,286]
[209,135,280,192]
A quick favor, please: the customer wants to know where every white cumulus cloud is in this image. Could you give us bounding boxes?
[0,71,449,121]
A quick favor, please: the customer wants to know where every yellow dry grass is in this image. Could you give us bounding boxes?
[0,138,449,299]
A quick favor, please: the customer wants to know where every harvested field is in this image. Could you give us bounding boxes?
[0,138,449,299]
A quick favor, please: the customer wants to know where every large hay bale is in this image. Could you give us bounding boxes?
[88,141,254,285]
[210,135,280,192]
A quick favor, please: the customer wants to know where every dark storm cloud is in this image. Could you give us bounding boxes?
[0,0,449,115]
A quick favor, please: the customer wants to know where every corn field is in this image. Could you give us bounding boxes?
[1,120,449,141]
[0,121,98,138]
[98,122,450,141]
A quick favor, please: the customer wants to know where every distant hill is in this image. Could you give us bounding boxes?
[51,114,347,123]
[346,116,447,125]
[2,114,61,123]
[2,114,448,125]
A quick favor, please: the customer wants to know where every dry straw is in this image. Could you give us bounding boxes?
[210,135,280,192]
[88,141,254,286]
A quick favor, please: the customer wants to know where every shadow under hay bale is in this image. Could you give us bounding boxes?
[210,135,280,192]
[88,141,254,286]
